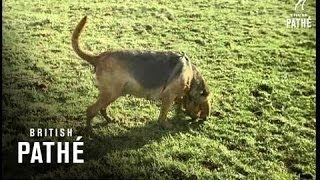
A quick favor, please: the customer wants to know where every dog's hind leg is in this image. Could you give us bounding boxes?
[86,91,119,130]
[100,108,113,122]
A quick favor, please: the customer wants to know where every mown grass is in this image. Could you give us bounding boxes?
[2,0,316,179]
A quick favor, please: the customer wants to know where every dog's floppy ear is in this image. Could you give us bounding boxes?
[188,65,210,102]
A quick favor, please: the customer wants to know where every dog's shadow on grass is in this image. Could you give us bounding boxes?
[81,116,205,162]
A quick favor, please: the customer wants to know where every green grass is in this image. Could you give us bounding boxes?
[2,0,316,179]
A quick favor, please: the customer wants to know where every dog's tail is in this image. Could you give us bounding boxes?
[72,16,97,66]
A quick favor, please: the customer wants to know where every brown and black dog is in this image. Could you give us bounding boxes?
[71,16,211,129]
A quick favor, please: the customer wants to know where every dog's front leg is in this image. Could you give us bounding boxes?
[173,96,187,117]
[158,95,175,128]
[174,102,183,115]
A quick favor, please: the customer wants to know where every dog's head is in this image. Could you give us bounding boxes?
[183,65,211,120]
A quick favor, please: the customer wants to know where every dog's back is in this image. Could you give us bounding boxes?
[105,50,184,89]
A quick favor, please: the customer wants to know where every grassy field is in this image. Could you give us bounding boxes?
[2,0,316,179]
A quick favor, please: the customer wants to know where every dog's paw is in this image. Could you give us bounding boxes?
[100,114,114,123]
